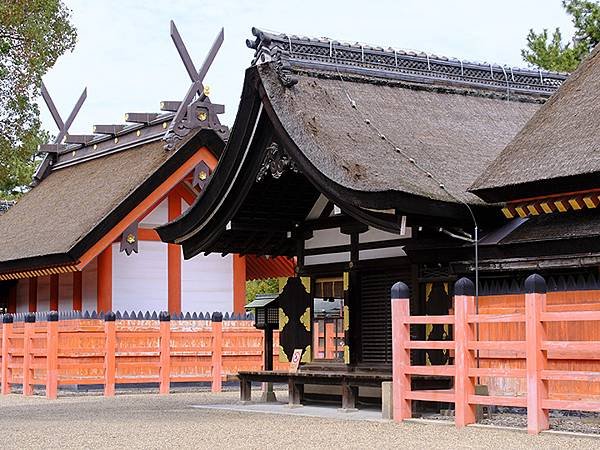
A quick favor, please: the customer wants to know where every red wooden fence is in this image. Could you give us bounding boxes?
[392,274,600,434]
[0,311,285,399]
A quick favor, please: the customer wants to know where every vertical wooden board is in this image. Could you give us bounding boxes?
[112,241,168,312]
[58,273,74,311]
[181,253,233,313]
[82,257,98,312]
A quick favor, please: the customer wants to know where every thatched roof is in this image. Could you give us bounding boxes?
[250,29,566,206]
[261,66,541,205]
[471,45,600,202]
[0,128,225,274]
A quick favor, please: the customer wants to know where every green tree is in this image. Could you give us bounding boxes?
[0,0,77,199]
[522,0,600,72]
[246,278,280,302]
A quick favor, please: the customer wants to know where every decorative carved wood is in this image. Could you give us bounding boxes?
[120,222,139,256]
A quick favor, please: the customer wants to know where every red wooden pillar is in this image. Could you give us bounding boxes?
[391,281,412,421]
[233,255,246,314]
[28,277,37,313]
[49,274,59,311]
[159,312,171,394]
[454,277,476,428]
[525,273,549,434]
[211,312,223,392]
[1,314,13,395]
[72,271,83,311]
[104,313,116,397]
[97,246,112,313]
[167,192,182,314]
[46,311,59,399]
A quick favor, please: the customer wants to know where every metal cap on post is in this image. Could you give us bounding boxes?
[524,273,547,294]
[159,311,171,322]
[24,313,36,323]
[104,311,116,322]
[211,312,223,322]
[2,314,13,324]
[391,281,410,299]
[47,311,59,322]
[454,277,475,296]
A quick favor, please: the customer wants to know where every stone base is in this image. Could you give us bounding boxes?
[337,408,358,413]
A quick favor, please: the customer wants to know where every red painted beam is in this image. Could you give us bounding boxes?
[97,246,112,313]
[168,191,182,313]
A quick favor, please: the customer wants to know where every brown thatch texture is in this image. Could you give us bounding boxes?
[0,140,170,263]
[260,65,541,204]
[471,46,600,193]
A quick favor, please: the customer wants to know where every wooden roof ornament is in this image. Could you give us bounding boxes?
[34,82,87,183]
[163,21,227,151]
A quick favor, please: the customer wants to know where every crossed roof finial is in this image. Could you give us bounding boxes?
[33,82,87,183]
[40,82,87,147]
[163,21,226,150]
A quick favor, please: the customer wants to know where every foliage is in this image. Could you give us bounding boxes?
[0,0,77,199]
[522,0,600,72]
[246,278,280,302]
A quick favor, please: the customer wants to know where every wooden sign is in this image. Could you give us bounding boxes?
[289,349,303,373]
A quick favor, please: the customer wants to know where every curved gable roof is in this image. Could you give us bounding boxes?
[0,129,224,275]
[471,45,600,202]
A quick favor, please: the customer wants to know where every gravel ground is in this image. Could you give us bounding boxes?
[424,408,600,435]
[0,390,598,449]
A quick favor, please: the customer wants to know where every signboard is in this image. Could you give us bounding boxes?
[289,349,303,373]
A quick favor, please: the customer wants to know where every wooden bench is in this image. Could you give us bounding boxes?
[237,370,392,410]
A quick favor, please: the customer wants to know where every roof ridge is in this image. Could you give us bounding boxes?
[247,27,567,96]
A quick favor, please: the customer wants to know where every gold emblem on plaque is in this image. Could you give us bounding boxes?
[126,233,136,244]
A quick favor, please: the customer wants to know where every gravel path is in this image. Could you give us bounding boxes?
[0,391,597,449]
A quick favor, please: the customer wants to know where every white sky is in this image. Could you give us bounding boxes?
[40,0,574,134]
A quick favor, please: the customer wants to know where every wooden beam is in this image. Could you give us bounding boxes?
[233,255,246,314]
[76,147,218,270]
[73,271,83,311]
[97,246,112,313]
[173,182,197,206]
[28,277,37,313]
[49,274,59,311]
[138,228,161,241]
[168,191,182,313]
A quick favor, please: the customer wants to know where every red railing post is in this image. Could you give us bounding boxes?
[454,277,476,428]
[104,312,116,397]
[159,312,171,394]
[525,273,549,434]
[22,313,35,396]
[1,314,13,395]
[391,281,412,421]
[46,311,59,399]
[211,312,223,393]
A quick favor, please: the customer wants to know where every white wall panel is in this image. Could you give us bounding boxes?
[182,253,233,313]
[305,228,350,249]
[359,226,412,243]
[15,279,28,313]
[140,198,168,227]
[112,241,168,312]
[59,272,73,311]
[359,247,407,260]
[82,257,97,312]
[36,275,50,312]
[305,252,351,266]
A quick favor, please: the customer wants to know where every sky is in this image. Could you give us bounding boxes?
[40,0,575,134]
